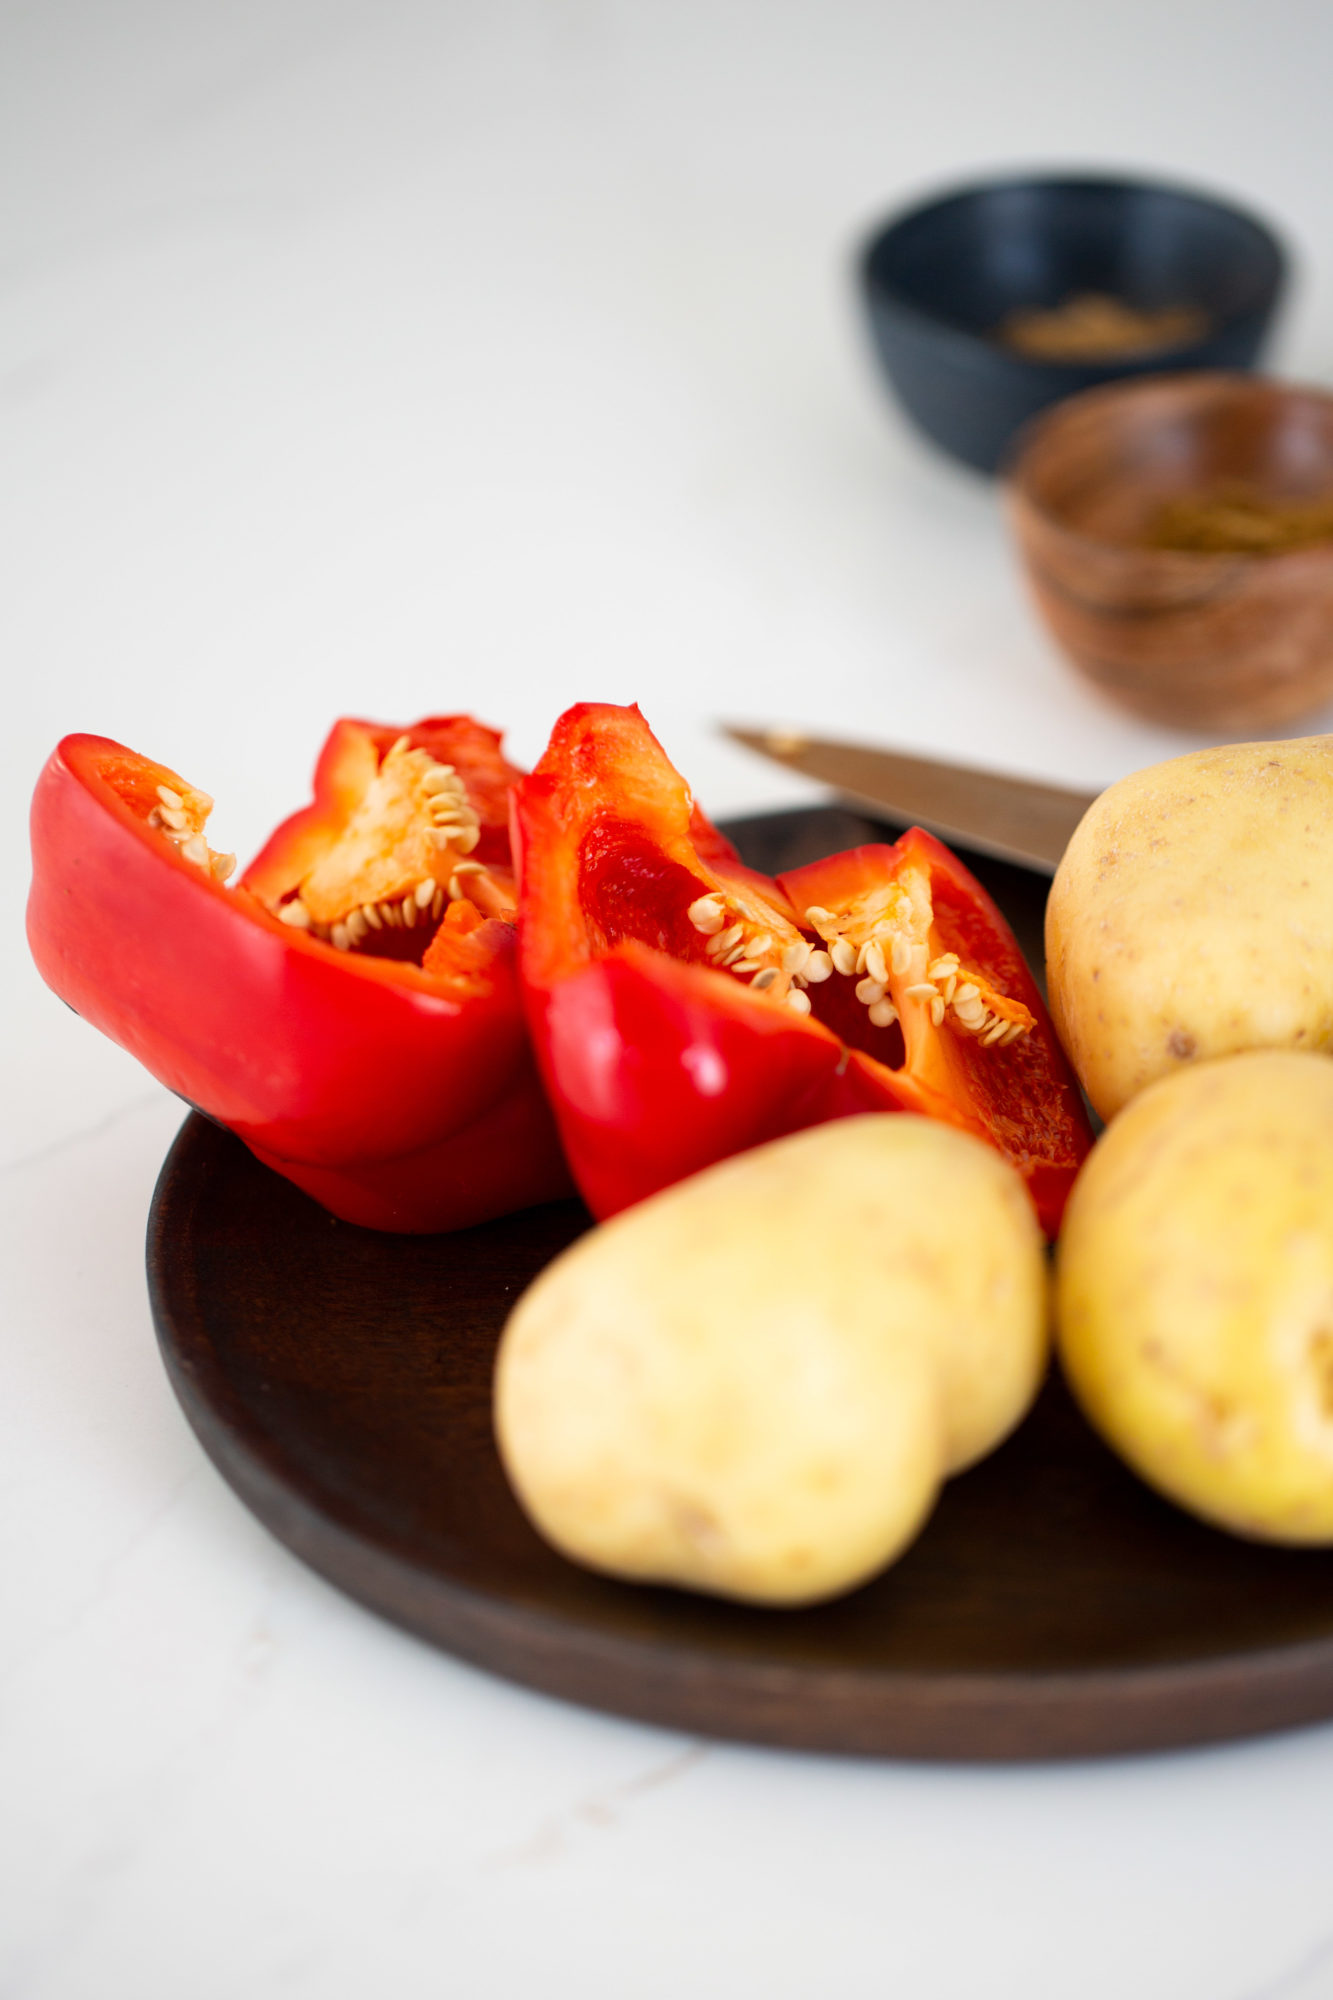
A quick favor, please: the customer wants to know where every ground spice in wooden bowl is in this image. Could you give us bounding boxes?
[1144,484,1333,554]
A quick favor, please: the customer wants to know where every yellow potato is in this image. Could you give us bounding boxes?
[494,1116,1047,1606]
[1056,1051,1333,1543]
[1045,735,1333,1122]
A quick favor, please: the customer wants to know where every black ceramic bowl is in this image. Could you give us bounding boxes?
[859,173,1288,474]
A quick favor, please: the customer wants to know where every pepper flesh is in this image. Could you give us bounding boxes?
[28,722,570,1232]
[780,834,1093,1233]
[513,703,974,1220]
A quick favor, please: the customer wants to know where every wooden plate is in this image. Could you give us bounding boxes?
[147,806,1333,1760]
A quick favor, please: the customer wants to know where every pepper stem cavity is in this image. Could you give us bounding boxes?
[146,781,236,884]
[685,890,833,1013]
[802,873,1034,1048]
[266,735,500,953]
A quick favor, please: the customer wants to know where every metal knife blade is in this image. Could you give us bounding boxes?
[723,727,1099,875]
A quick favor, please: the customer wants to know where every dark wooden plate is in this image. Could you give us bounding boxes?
[147,806,1333,1760]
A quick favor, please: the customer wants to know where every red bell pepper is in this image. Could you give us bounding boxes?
[28,718,571,1232]
[513,703,996,1223]
[778,833,1092,1233]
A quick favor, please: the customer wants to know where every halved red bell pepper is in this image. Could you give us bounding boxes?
[28,718,571,1231]
[778,833,1092,1233]
[515,704,1092,1232]
[513,703,989,1222]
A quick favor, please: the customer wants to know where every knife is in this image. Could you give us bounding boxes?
[722,727,1099,876]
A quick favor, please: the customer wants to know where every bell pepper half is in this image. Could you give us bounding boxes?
[778,832,1093,1234]
[28,718,572,1232]
[512,702,988,1223]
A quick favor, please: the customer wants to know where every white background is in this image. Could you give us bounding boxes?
[5,3,1333,1995]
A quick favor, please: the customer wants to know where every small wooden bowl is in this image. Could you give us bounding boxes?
[1007,373,1333,729]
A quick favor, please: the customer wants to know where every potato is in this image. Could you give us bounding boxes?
[494,1115,1047,1605]
[1056,1051,1333,1544]
[1045,735,1333,1122]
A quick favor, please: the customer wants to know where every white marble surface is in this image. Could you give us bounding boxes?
[6,3,1333,1995]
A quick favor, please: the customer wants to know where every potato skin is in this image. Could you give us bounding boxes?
[1045,736,1333,1123]
[1056,1051,1333,1544]
[494,1116,1046,1606]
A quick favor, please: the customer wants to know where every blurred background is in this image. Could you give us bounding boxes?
[7,7,1333,1994]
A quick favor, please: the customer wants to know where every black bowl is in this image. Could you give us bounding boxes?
[859,173,1288,474]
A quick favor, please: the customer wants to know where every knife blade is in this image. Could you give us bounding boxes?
[722,727,1099,876]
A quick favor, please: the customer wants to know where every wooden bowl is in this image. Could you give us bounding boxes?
[1007,373,1333,729]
